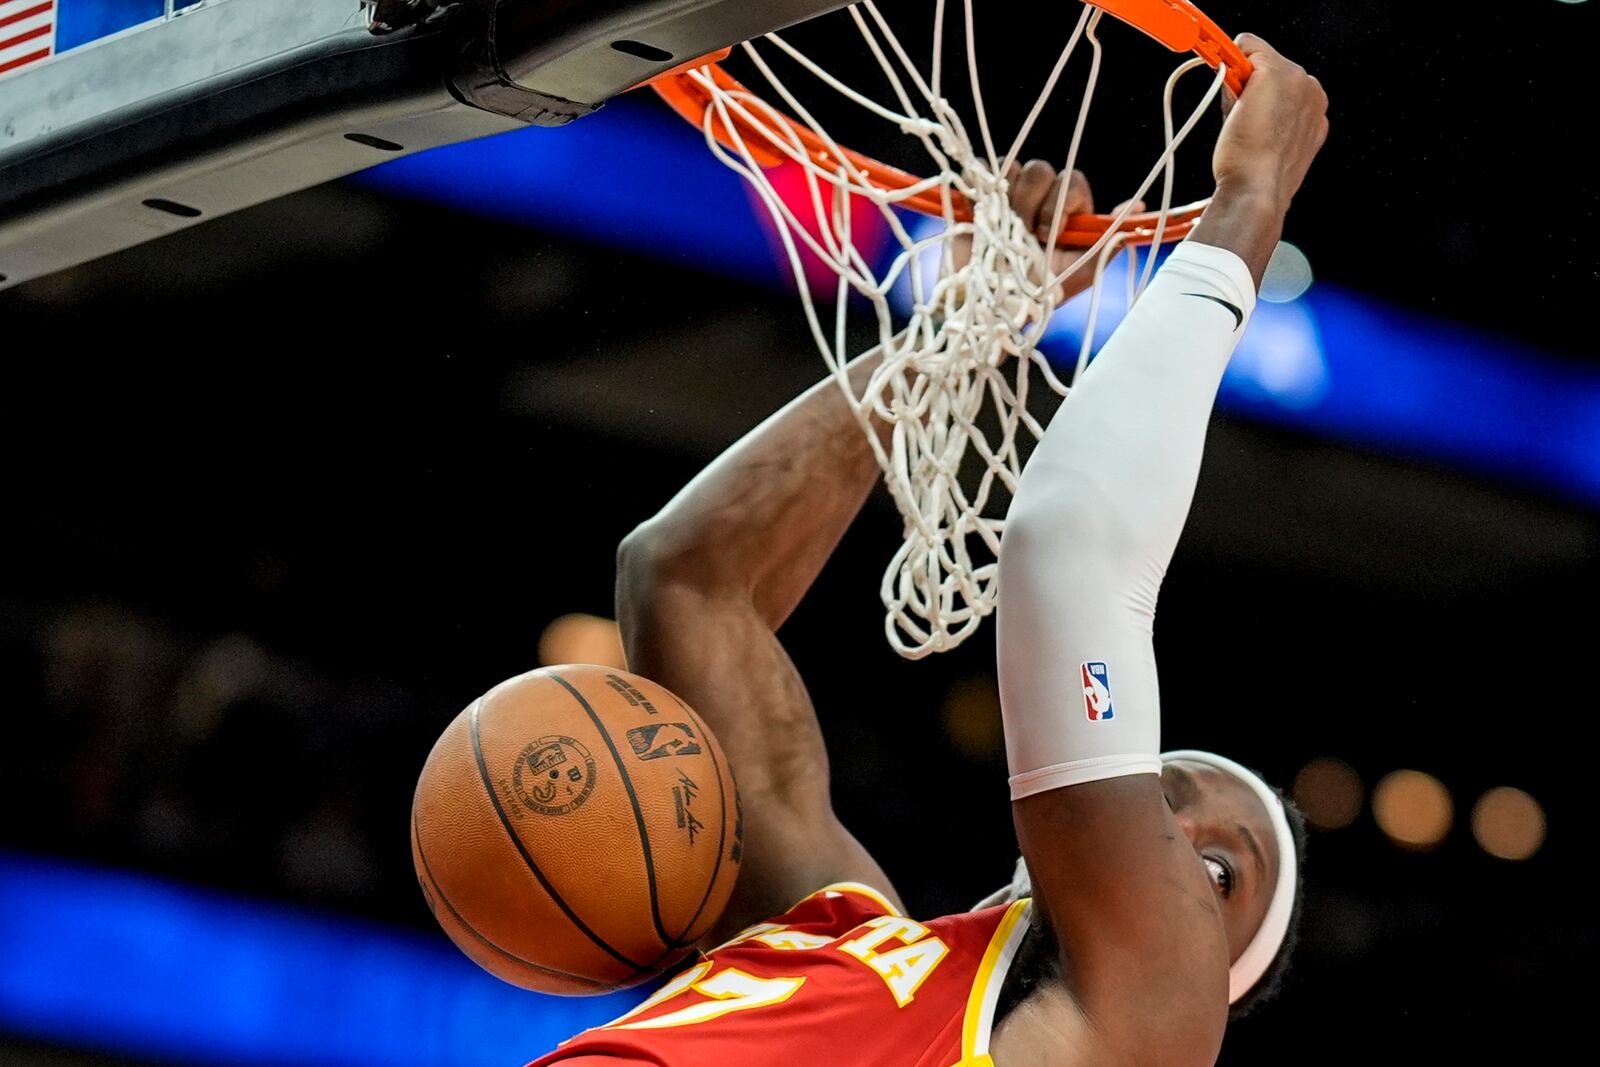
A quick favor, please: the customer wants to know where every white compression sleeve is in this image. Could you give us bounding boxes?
[998,240,1257,799]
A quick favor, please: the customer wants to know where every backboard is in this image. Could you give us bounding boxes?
[0,0,850,289]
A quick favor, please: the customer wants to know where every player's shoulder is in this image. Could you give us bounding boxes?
[725,881,1029,949]
[711,881,902,948]
[777,881,901,922]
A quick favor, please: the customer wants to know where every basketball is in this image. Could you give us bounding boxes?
[410,665,742,994]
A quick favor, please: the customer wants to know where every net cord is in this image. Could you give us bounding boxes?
[685,2,1229,656]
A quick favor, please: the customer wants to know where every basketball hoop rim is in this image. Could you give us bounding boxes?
[642,0,1251,249]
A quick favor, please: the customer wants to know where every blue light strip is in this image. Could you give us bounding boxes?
[1221,286,1600,502]
[1032,249,1600,504]
[359,97,1600,508]
[355,97,790,291]
[0,851,648,1067]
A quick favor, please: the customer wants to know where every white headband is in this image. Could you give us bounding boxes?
[972,753,1297,1003]
[1161,750,1298,1004]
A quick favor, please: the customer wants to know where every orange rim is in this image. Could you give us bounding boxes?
[644,0,1251,249]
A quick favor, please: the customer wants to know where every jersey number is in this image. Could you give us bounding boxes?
[607,962,805,1030]
[601,915,949,1032]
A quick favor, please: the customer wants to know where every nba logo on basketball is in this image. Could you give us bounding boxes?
[1081,662,1114,721]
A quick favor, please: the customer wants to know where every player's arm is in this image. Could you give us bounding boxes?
[617,167,1099,939]
[616,350,901,939]
[996,37,1327,1067]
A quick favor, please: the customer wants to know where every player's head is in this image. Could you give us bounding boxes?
[974,752,1307,1018]
[1158,751,1308,1019]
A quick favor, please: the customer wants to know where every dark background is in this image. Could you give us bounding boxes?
[2,0,1596,1063]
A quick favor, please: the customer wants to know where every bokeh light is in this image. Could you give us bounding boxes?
[1472,787,1547,861]
[940,675,1004,760]
[1259,240,1314,303]
[538,613,628,669]
[1292,757,1364,830]
[1372,769,1454,850]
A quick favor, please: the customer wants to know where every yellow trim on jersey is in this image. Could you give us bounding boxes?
[808,880,902,917]
[959,899,1033,1061]
[709,881,904,953]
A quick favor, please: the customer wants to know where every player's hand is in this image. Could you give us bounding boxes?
[953,161,1140,307]
[1212,34,1329,212]
[1006,161,1144,305]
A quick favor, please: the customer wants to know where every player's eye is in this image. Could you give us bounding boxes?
[1203,855,1234,899]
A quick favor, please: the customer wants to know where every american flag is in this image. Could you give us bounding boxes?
[0,0,55,80]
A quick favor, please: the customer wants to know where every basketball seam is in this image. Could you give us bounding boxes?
[469,697,650,973]
[411,809,614,991]
[665,691,730,946]
[544,672,673,950]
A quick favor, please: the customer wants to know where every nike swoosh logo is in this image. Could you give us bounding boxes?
[1182,292,1244,330]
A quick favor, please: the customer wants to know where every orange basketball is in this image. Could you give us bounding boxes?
[410,665,742,994]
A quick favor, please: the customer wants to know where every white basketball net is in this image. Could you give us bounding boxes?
[684,1,1230,657]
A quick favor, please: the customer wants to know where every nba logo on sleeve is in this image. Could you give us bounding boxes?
[1081,662,1114,721]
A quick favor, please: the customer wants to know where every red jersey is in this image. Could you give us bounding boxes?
[528,882,1033,1067]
